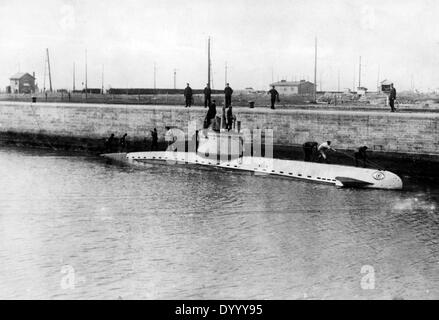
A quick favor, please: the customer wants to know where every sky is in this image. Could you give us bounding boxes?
[1,0,439,92]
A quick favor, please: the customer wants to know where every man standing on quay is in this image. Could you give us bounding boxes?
[184,83,193,108]
[268,85,280,109]
[389,83,397,112]
[224,83,233,108]
[204,83,212,108]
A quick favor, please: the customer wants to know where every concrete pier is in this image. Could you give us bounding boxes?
[0,101,438,177]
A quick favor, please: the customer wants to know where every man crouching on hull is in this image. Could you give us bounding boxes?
[317,141,336,163]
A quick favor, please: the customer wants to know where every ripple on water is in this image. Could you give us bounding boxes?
[0,147,439,299]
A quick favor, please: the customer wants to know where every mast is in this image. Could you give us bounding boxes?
[207,37,211,87]
[173,68,177,89]
[225,61,227,86]
[358,56,362,88]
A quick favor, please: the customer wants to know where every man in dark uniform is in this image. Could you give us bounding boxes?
[302,141,318,162]
[184,83,193,108]
[105,133,115,152]
[354,146,368,167]
[224,83,233,108]
[389,83,396,112]
[151,128,158,151]
[226,106,234,131]
[204,99,217,129]
[268,85,280,109]
[119,133,128,152]
[203,84,212,108]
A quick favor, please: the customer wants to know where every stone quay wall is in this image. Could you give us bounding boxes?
[0,101,438,157]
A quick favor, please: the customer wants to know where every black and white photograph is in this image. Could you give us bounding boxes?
[0,0,438,304]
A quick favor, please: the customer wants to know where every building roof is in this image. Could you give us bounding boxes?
[270,80,314,87]
[10,72,34,80]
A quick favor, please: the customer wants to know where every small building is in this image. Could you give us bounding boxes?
[244,87,256,94]
[9,72,36,94]
[269,79,315,95]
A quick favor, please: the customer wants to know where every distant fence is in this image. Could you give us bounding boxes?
[0,91,312,107]
[107,88,223,95]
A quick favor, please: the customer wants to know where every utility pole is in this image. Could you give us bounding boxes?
[85,49,88,98]
[43,57,46,92]
[337,69,340,92]
[173,68,177,89]
[313,37,317,102]
[153,62,156,90]
[45,48,53,92]
[101,64,104,94]
[73,62,76,91]
[353,65,356,92]
[377,65,380,92]
[207,37,211,88]
[358,56,362,88]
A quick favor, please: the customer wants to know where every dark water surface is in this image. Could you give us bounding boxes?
[0,146,438,299]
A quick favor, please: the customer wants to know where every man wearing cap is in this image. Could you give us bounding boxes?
[224,83,233,108]
[389,83,396,112]
[184,83,193,108]
[204,84,212,108]
[204,99,217,129]
[268,85,280,109]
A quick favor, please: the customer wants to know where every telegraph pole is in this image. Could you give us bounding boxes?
[313,37,317,102]
[337,69,340,92]
[85,49,88,98]
[353,65,356,92]
[73,62,76,91]
[46,48,53,92]
[377,65,380,92]
[101,64,104,94]
[153,62,156,90]
[43,57,46,92]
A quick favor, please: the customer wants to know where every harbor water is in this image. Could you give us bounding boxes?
[0,146,438,299]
